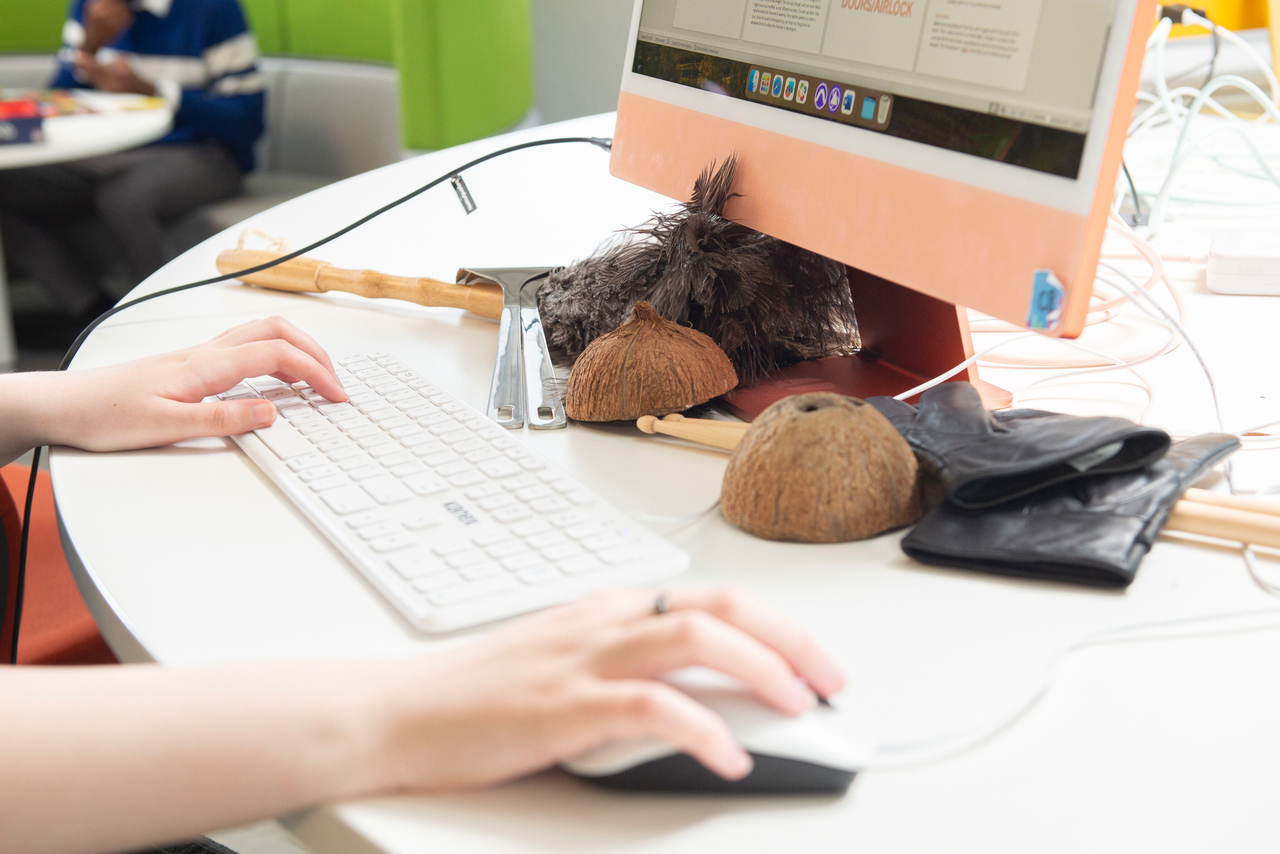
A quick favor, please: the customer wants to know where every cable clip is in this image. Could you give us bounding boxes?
[451,174,478,215]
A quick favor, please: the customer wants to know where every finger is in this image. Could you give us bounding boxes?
[191,339,346,403]
[153,398,278,440]
[591,681,752,781]
[656,588,845,700]
[595,610,815,716]
[205,317,343,394]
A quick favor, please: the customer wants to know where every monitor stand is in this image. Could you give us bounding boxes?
[722,266,1012,420]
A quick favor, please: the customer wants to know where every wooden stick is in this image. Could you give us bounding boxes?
[1182,487,1280,519]
[635,416,1280,549]
[216,249,504,320]
[1165,501,1280,550]
[635,414,748,451]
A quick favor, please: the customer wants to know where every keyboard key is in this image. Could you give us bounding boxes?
[246,376,287,392]
[318,403,357,417]
[368,444,405,459]
[299,465,341,482]
[362,477,412,504]
[427,422,459,436]
[512,520,552,537]
[337,454,375,471]
[263,387,298,401]
[479,459,522,479]
[440,402,464,413]
[439,431,472,445]
[478,494,516,511]
[486,541,529,559]
[370,534,415,553]
[348,465,383,480]
[445,549,489,569]
[254,421,314,460]
[309,475,352,492]
[550,511,595,528]
[548,479,578,494]
[565,522,609,540]
[543,543,585,561]
[559,555,603,575]
[503,475,541,492]
[430,536,471,556]
[380,452,416,468]
[349,425,381,439]
[491,505,533,523]
[348,391,380,405]
[305,428,344,444]
[317,438,355,453]
[357,522,400,540]
[470,528,514,547]
[527,531,568,549]
[452,439,487,454]
[405,405,435,419]
[501,553,544,571]
[287,454,329,472]
[390,424,425,439]
[357,400,395,415]
[449,471,486,488]
[319,485,375,515]
[464,448,500,463]
[516,485,554,502]
[403,473,448,496]
[437,461,472,477]
[371,410,408,425]
[386,389,418,403]
[464,483,503,500]
[413,571,462,591]
[390,461,428,478]
[517,565,560,585]
[401,433,436,448]
[531,496,572,513]
[568,491,597,506]
[599,546,641,565]
[582,534,626,552]
[521,458,548,472]
[345,510,387,528]
[402,510,445,531]
[396,398,428,412]
[428,576,518,605]
[461,562,505,580]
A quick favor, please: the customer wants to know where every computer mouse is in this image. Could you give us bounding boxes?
[561,669,868,794]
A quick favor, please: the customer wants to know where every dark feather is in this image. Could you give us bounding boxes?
[538,156,860,385]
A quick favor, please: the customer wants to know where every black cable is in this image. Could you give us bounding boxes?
[7,133,613,664]
[1121,159,1145,225]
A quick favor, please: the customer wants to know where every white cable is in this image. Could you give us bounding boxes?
[892,333,1038,401]
[862,606,1280,771]
[1183,9,1280,107]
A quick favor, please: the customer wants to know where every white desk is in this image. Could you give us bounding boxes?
[0,91,173,369]
[53,113,1280,854]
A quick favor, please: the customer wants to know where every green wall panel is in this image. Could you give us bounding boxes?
[239,0,287,55]
[283,0,394,63]
[0,0,68,53]
[392,1,534,150]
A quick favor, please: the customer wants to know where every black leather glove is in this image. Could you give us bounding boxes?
[899,433,1241,588]
[867,382,1171,509]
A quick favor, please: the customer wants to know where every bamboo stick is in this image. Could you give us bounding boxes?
[1182,487,1280,518]
[216,249,504,320]
[1165,501,1280,550]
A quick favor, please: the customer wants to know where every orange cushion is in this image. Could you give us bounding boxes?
[1,464,117,666]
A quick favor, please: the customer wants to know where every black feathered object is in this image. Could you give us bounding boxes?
[538,156,860,385]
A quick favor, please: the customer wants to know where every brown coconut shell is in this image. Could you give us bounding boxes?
[565,302,739,422]
[721,393,923,543]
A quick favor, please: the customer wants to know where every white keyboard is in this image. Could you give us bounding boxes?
[220,352,689,632]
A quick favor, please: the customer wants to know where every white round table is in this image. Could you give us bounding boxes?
[0,90,173,368]
[53,113,1280,854]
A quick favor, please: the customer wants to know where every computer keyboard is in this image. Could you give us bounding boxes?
[220,352,689,632]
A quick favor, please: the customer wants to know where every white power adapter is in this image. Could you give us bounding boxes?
[1207,228,1280,295]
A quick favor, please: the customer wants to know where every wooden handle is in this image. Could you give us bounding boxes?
[1165,500,1280,550]
[216,249,504,320]
[1182,488,1280,518]
[636,414,748,452]
[634,421,1280,550]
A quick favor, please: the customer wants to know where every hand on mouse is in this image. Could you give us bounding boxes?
[0,316,346,461]
[368,587,846,791]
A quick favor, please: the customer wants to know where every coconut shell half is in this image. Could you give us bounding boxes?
[721,393,923,543]
[565,302,738,422]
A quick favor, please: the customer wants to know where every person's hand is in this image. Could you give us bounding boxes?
[79,0,135,55]
[371,587,846,792]
[74,55,156,96]
[40,317,348,453]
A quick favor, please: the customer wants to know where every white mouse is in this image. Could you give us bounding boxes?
[561,669,868,794]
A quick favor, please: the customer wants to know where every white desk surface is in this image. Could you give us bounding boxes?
[0,92,171,170]
[53,113,1280,854]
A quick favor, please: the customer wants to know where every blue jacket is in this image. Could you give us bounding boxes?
[52,0,265,172]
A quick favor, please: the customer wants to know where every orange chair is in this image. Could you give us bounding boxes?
[0,464,117,666]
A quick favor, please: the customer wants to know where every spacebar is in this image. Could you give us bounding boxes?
[253,421,313,459]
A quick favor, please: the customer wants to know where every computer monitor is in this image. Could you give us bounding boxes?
[611,0,1156,413]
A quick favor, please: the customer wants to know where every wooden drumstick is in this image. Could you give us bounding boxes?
[636,416,1280,550]
[216,249,504,320]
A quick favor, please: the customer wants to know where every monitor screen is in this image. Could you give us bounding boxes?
[630,0,1114,180]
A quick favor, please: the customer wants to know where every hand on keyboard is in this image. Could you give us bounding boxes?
[373,587,846,790]
[40,317,347,453]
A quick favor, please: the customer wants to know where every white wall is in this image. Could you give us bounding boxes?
[530,0,634,123]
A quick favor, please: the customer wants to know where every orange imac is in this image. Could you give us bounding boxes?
[610,0,1157,415]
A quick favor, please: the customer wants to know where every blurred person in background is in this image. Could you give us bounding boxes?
[0,0,264,330]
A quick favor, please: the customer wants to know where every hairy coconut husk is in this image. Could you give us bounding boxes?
[721,393,923,543]
[565,302,738,422]
[539,156,860,385]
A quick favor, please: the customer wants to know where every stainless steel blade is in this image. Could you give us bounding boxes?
[520,273,566,430]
